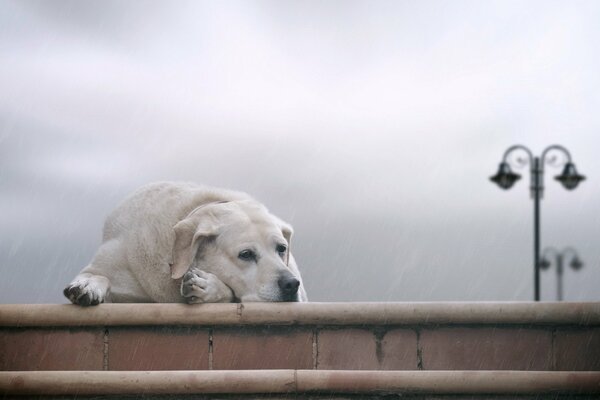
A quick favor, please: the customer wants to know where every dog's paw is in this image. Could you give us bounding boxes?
[181,268,234,304]
[63,280,105,306]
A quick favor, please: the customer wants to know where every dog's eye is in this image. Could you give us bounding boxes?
[276,244,287,256]
[238,249,256,261]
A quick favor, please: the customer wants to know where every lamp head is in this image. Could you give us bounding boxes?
[570,257,584,270]
[555,162,585,190]
[490,162,521,189]
[539,258,551,270]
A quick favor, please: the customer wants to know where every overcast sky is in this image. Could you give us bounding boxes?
[1,0,599,303]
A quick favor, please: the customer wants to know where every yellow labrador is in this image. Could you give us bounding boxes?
[64,182,307,305]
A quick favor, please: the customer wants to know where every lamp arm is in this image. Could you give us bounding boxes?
[541,145,572,168]
[561,247,579,262]
[541,247,559,263]
[502,145,533,168]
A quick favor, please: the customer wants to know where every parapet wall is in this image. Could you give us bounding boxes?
[1,302,599,372]
[1,302,600,398]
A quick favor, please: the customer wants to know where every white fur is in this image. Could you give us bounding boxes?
[64,182,307,305]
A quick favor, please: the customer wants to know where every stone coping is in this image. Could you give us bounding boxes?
[1,302,599,327]
[1,370,599,395]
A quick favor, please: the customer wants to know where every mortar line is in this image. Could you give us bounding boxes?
[312,328,318,370]
[551,327,556,371]
[416,329,423,370]
[103,327,109,371]
[208,328,214,370]
[374,329,385,365]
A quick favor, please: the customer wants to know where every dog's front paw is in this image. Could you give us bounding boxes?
[63,280,105,306]
[181,268,234,304]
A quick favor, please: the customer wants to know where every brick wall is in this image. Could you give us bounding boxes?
[1,303,599,372]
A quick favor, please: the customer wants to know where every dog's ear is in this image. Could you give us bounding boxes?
[274,216,293,265]
[280,220,293,246]
[171,208,219,279]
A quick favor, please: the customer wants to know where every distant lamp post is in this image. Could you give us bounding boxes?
[540,247,584,301]
[489,145,585,301]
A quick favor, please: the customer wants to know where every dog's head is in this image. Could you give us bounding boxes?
[170,200,302,302]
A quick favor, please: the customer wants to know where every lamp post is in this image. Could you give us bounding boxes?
[540,247,584,301]
[489,145,585,301]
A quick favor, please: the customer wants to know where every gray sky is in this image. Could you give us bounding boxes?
[1,0,599,303]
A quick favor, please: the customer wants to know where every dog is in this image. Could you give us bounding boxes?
[64,182,307,305]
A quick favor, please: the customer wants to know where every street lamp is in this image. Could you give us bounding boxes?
[540,247,584,301]
[489,145,585,301]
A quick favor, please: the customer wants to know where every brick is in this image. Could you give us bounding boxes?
[420,327,552,370]
[317,329,417,370]
[212,327,313,369]
[380,329,418,369]
[318,329,378,370]
[554,328,600,370]
[108,327,209,370]
[0,328,103,371]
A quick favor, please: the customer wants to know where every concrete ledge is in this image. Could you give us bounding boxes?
[1,370,599,395]
[1,302,599,327]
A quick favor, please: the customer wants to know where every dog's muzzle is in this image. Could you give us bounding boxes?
[278,275,300,302]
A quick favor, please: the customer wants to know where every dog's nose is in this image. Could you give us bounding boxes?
[278,276,300,296]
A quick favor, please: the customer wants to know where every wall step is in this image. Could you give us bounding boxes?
[1,370,599,397]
